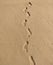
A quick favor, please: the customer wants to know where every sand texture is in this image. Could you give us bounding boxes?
[0,0,53,65]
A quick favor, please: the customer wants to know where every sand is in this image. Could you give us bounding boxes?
[0,0,53,65]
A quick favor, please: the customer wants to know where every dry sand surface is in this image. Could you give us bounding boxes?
[0,0,53,65]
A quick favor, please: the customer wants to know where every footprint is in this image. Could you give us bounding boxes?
[27,27,32,35]
[23,40,29,53]
[22,19,27,27]
[23,7,28,13]
[26,27,32,39]
[25,19,27,22]
[29,56,36,65]
[27,11,31,16]
[28,1,32,6]
[26,40,29,45]
[26,11,31,17]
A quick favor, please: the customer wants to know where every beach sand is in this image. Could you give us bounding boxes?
[0,0,53,65]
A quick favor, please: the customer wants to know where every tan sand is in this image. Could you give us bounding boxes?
[0,0,53,65]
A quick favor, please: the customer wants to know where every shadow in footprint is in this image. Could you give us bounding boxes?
[28,1,32,6]
[29,56,36,65]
